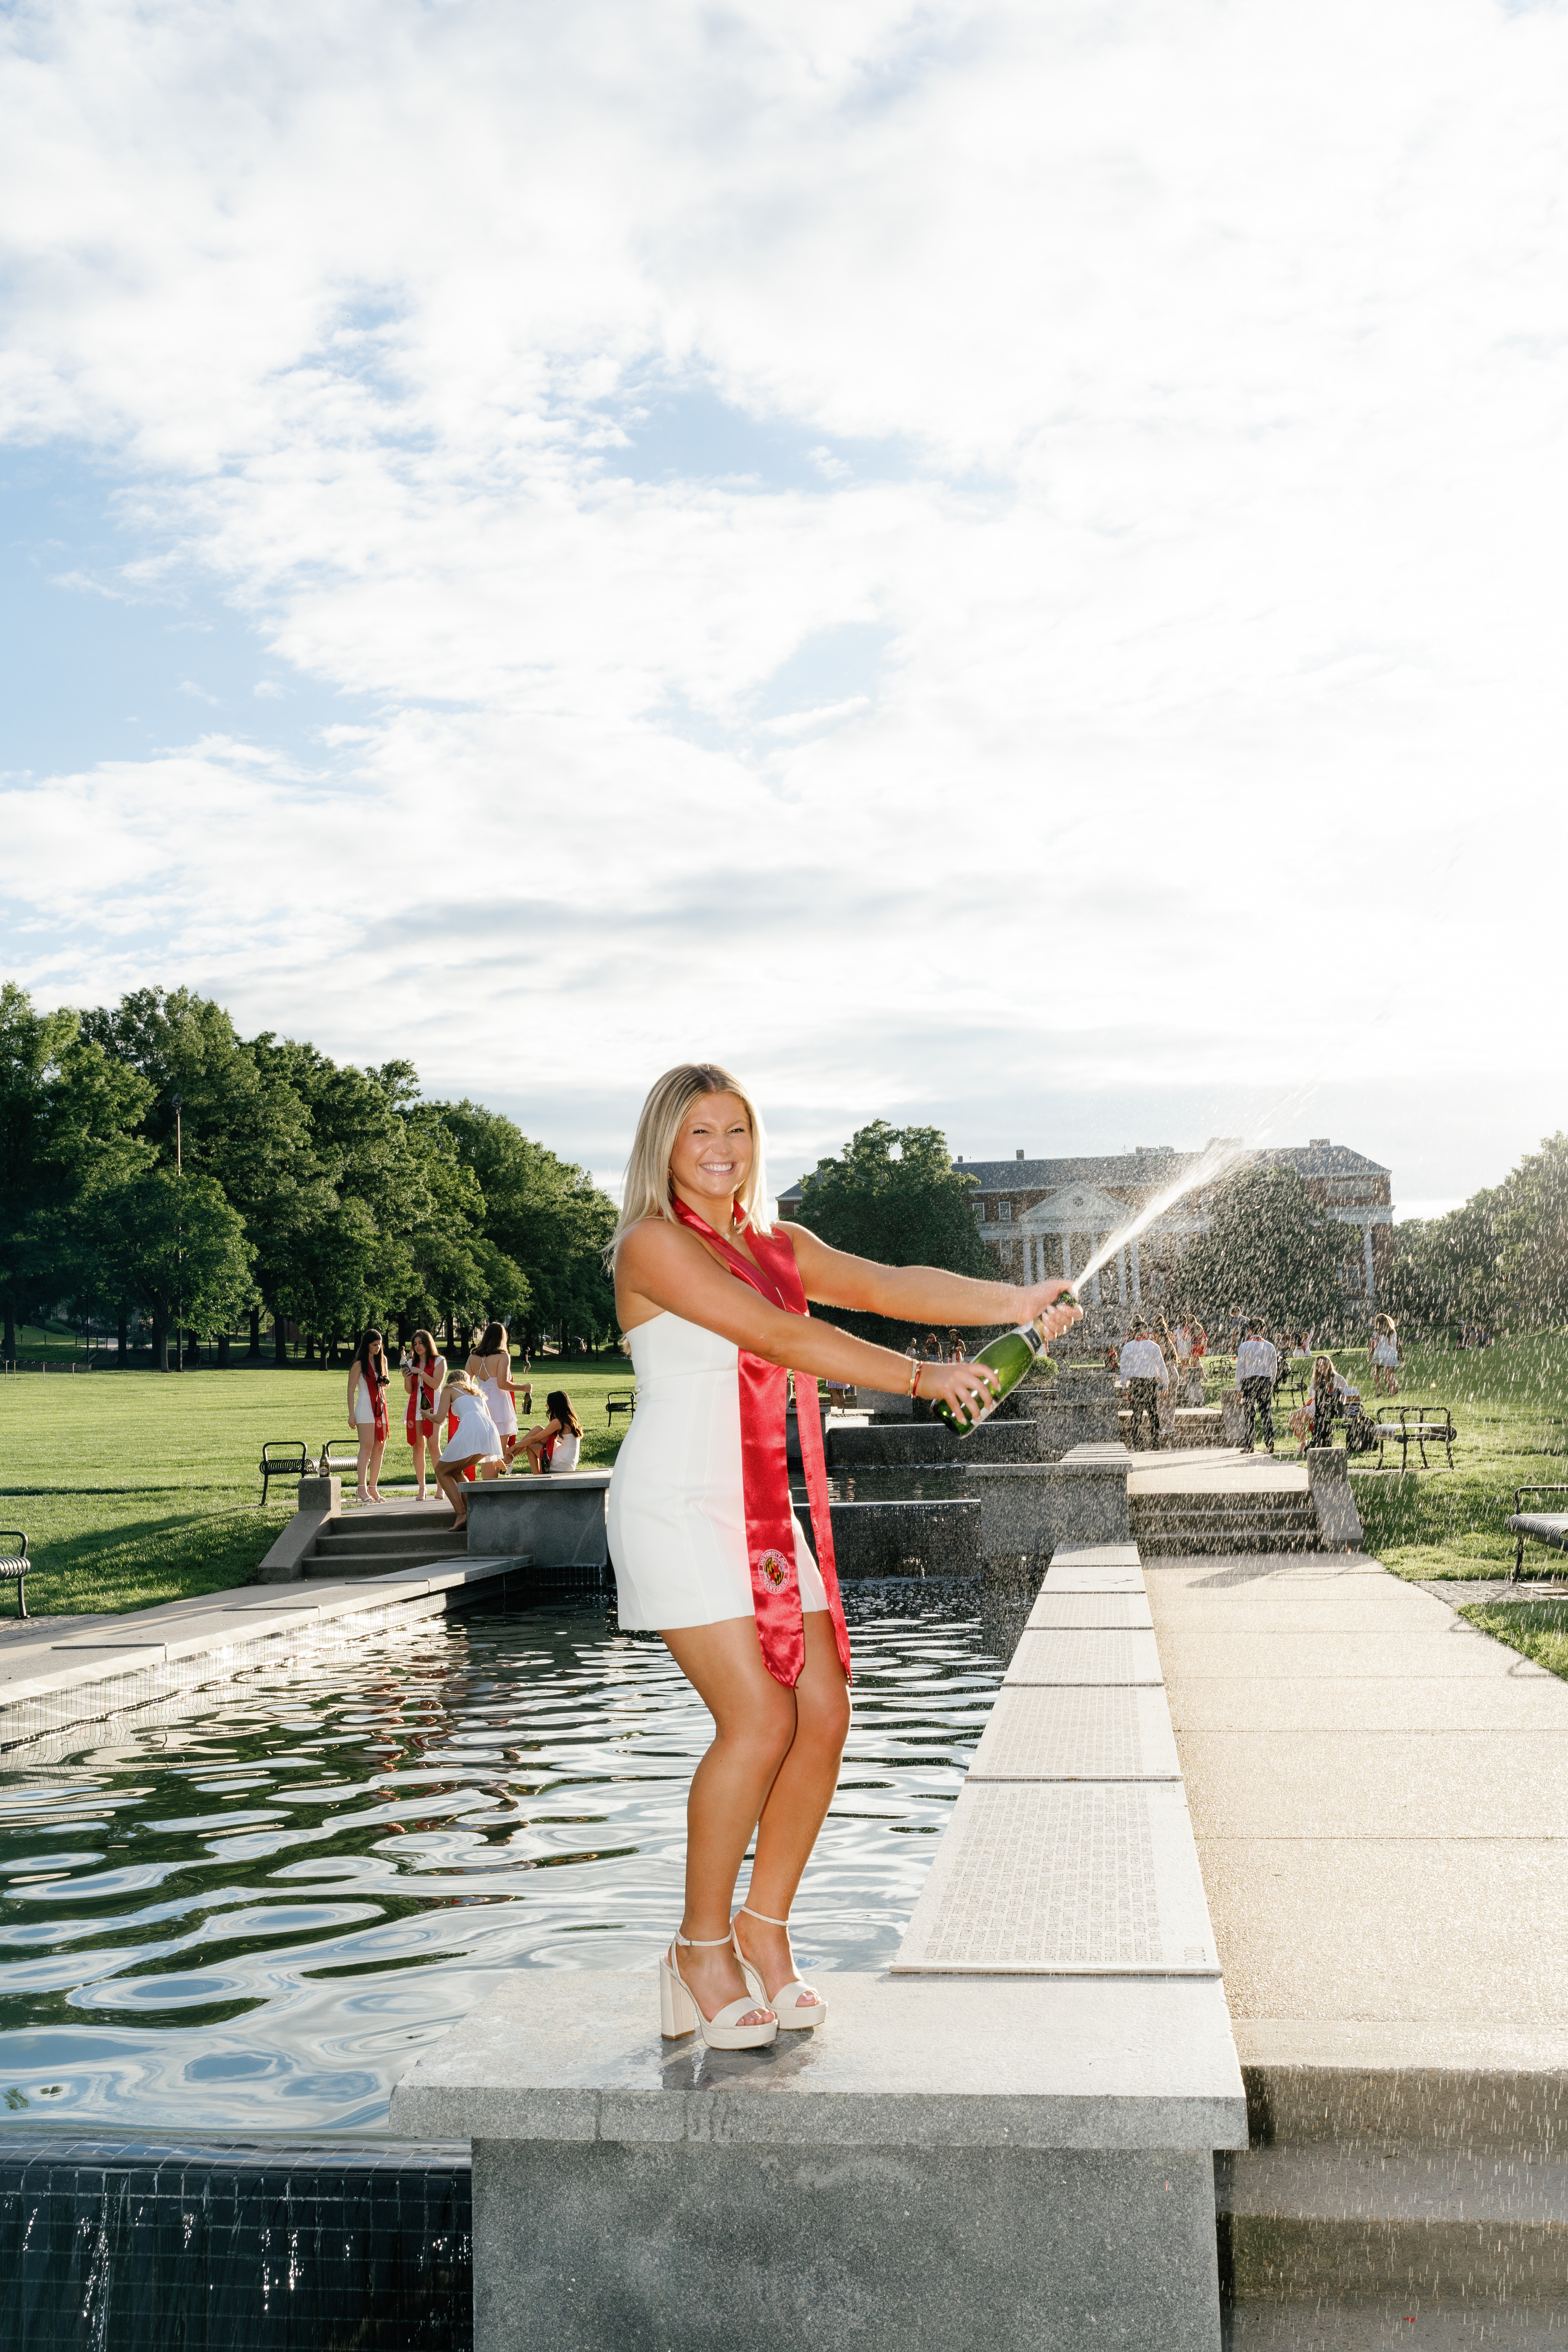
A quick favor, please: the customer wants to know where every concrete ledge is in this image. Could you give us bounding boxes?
[465,1473,611,1567]
[1045,1543,1147,1592]
[891,1780,1221,1974]
[1306,1447,1363,1548]
[0,1556,529,1750]
[828,1419,1042,1468]
[1026,1591,1154,1629]
[964,1462,1132,1555]
[389,1969,1244,2149]
[969,1684,1183,1781]
[256,1504,335,1583]
[1004,1626,1165,1684]
[803,1497,982,1577]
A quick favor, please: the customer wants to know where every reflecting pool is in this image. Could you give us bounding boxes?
[0,1580,1024,2134]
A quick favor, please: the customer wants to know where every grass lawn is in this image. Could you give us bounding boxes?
[0,1357,634,1619]
[1205,1336,1568,1584]
[1458,1599,1568,1683]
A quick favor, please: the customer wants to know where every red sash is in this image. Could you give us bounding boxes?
[671,1197,851,1689]
[405,1361,439,1442]
[364,1361,388,1442]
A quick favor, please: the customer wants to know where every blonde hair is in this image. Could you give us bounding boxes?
[610,1063,771,1265]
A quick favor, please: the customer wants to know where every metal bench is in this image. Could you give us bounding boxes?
[1372,1405,1456,1470]
[0,1532,27,1619]
[606,1390,637,1420]
[318,1437,360,1476]
[259,1441,310,1505]
[1506,1486,1568,1581]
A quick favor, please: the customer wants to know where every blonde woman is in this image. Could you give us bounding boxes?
[433,1370,504,1529]
[1371,1314,1401,1396]
[608,1062,1080,2052]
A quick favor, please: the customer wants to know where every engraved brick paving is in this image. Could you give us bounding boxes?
[969,1685,1171,1780]
[1003,1629,1165,1686]
[1025,1594,1154,1631]
[914,1785,1164,1966]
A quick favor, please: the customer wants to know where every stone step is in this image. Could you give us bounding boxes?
[312,1526,466,1559]
[1219,2145,1568,2307]
[1131,1499,1318,1556]
[304,1551,464,1578]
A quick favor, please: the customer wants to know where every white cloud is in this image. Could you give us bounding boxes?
[0,0,1564,1201]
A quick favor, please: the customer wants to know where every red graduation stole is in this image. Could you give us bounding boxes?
[671,1196,852,1690]
[365,1360,389,1442]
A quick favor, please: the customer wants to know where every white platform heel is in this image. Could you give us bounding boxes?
[733,1905,828,2030]
[659,1929,778,2049]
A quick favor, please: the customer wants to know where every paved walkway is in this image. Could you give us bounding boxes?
[1128,1445,1308,1496]
[1144,1548,1568,2068]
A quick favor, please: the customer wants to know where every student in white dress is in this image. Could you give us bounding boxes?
[467,1321,519,1474]
[345,1330,390,1504]
[400,1328,447,1502]
[432,1371,504,1528]
[1370,1314,1401,1396]
[522,1391,582,1474]
[609,1063,1080,2052]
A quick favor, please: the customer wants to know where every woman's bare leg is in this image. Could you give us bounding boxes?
[434,1460,471,1524]
[355,1434,373,1502]
[368,1437,386,1501]
[413,1435,428,1501]
[736,1611,850,2011]
[660,1614,795,2025]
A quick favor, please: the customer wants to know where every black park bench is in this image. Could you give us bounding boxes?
[259,1441,310,1506]
[1506,1485,1568,1582]
[606,1390,637,1420]
[0,1531,27,1620]
[1373,1405,1457,1471]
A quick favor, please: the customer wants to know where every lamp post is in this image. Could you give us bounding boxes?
[172,1092,183,1376]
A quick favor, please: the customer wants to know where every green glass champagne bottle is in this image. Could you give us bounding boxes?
[934,1291,1077,1434]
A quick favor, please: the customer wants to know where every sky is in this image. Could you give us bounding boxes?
[2,0,1564,1220]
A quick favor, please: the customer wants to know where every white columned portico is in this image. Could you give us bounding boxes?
[1363,1221,1376,1306]
[1062,1232,1073,1283]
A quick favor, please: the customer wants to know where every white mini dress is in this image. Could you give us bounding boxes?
[475,1360,518,1439]
[607,1309,829,1632]
[442,1389,503,1464]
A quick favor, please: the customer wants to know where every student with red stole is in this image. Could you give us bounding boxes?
[608,1064,1079,2051]
[401,1329,447,1502]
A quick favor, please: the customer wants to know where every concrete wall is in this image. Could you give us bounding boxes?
[465,1475,611,1569]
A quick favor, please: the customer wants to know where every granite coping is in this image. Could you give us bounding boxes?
[968,1684,1183,1782]
[387,1969,1246,2150]
[1044,1544,1147,1593]
[892,1780,1221,1976]
[1003,1627,1165,1685]
[1025,1591,1154,1630]
[0,1556,530,1729]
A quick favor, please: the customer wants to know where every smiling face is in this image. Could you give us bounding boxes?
[669,1090,754,1216]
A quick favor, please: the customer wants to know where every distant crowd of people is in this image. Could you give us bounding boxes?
[1108,1311,1401,1457]
[343,1324,583,1519]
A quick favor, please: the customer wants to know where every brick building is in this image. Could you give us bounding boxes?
[779,1139,1394,1314]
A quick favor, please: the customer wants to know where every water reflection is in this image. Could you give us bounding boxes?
[0,1579,1021,2134]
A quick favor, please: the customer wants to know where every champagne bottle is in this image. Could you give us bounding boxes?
[934,1309,1062,1435]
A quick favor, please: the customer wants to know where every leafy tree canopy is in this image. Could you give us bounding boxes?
[792,1120,989,1345]
[1171,1162,1344,1329]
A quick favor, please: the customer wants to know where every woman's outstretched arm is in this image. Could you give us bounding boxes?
[617,1220,1076,1419]
[786,1221,1074,1331]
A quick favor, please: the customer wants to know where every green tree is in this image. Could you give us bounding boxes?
[792,1120,989,1345]
[0,984,152,1359]
[1172,1162,1345,1330]
[83,1166,254,1370]
[426,1100,613,1349]
[83,989,318,1361]
[1499,1134,1568,1328]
